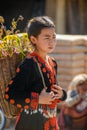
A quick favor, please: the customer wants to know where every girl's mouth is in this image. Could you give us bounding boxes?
[48,47,54,49]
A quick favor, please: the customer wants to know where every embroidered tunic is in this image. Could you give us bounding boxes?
[5,52,66,130]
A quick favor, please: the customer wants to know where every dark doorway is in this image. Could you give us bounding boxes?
[0,0,46,32]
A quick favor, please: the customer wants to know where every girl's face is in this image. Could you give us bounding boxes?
[30,28,57,57]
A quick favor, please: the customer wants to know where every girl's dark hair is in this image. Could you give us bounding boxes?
[25,16,55,39]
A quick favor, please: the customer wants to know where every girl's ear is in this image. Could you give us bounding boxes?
[30,36,37,44]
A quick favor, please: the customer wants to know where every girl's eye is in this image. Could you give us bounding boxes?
[45,38,50,40]
[53,36,56,39]
[45,37,50,39]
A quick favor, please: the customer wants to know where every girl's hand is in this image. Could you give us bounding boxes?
[39,88,56,104]
[51,84,63,99]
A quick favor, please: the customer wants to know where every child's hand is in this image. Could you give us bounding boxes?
[51,84,63,99]
[39,88,56,104]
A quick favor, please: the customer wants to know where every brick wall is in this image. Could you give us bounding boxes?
[50,34,87,91]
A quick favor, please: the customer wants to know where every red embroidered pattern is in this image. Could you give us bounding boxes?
[30,92,39,110]
[30,52,61,109]
[44,120,49,130]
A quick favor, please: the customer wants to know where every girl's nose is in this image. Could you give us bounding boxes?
[49,39,57,44]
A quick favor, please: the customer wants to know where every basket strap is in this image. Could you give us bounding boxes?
[36,60,47,90]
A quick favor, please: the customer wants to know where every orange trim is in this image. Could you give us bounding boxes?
[56,99,62,103]
[17,104,22,108]
[49,117,56,127]
[25,98,30,103]
[44,120,49,130]
[5,87,9,92]
[16,67,20,73]
[30,52,45,63]
[15,114,21,126]
[24,105,29,109]
[42,68,46,72]
[5,94,9,99]
[10,99,15,104]
[9,80,13,85]
[30,52,56,87]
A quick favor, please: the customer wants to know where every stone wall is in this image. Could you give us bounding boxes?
[50,35,87,91]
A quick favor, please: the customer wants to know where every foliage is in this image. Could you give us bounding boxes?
[0,15,32,59]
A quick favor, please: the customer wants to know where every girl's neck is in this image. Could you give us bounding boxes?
[34,50,47,60]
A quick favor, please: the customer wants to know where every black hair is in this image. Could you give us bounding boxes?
[25,16,55,39]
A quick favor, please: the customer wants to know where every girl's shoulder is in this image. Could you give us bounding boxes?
[17,53,36,70]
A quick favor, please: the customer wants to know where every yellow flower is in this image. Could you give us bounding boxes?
[11,20,17,29]
[0,16,4,24]
[0,15,32,58]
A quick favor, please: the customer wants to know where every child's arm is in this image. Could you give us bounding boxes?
[51,84,67,101]
[49,58,67,102]
[5,62,31,109]
[39,88,55,104]
[38,85,67,106]
[5,59,39,110]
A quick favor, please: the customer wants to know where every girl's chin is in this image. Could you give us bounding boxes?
[48,49,54,53]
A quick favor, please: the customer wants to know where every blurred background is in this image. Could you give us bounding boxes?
[0,0,87,34]
[0,0,87,129]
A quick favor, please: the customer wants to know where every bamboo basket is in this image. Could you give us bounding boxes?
[0,54,21,118]
[0,33,32,118]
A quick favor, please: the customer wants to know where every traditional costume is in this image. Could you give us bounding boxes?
[5,52,66,130]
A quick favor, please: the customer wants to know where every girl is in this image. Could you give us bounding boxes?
[5,16,67,130]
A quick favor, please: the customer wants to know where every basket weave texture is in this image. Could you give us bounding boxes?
[0,33,32,118]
